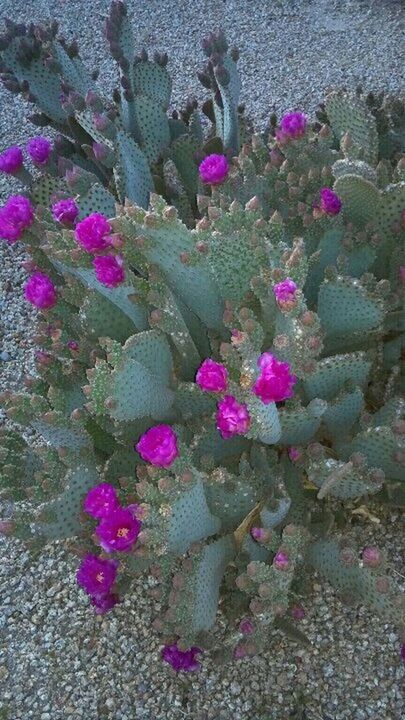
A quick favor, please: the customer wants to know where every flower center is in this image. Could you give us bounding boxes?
[96,572,104,583]
[117,527,129,538]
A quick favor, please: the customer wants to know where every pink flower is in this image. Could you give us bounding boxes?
[77,554,118,596]
[93,142,109,162]
[0,146,23,174]
[93,255,125,287]
[291,604,305,620]
[24,272,57,309]
[288,446,301,462]
[83,483,120,519]
[136,425,179,468]
[199,153,229,185]
[216,395,251,439]
[161,644,202,672]
[51,198,79,225]
[67,340,79,352]
[250,527,271,544]
[74,213,112,253]
[196,358,228,393]
[319,187,342,216]
[273,278,297,306]
[252,353,297,404]
[27,136,52,166]
[273,551,289,570]
[239,618,254,635]
[96,507,141,552]
[0,195,34,243]
[362,546,381,568]
[279,112,307,140]
[91,592,120,614]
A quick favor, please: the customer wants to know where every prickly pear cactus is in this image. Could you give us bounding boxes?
[0,1,404,669]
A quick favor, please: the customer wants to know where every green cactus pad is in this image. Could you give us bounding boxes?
[333,174,381,226]
[304,353,371,401]
[325,91,378,166]
[278,400,327,445]
[317,277,384,338]
[323,388,364,438]
[167,479,221,554]
[191,535,236,632]
[115,129,154,207]
[132,60,172,110]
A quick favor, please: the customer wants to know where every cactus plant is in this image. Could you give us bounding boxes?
[0,1,404,669]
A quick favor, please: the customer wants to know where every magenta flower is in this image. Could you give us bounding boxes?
[199,153,229,185]
[24,272,57,309]
[91,592,120,614]
[273,551,289,570]
[273,278,297,306]
[93,254,125,287]
[216,395,251,439]
[250,527,271,544]
[0,195,34,243]
[252,353,297,404]
[136,425,179,468]
[93,142,109,162]
[291,604,305,620]
[96,507,141,552]
[27,136,52,166]
[239,618,254,635]
[279,112,307,140]
[67,340,79,352]
[74,212,112,253]
[319,187,342,216]
[0,145,23,174]
[83,482,120,520]
[161,644,202,672]
[196,358,228,393]
[362,546,381,568]
[51,198,79,225]
[288,446,301,463]
[77,554,118,596]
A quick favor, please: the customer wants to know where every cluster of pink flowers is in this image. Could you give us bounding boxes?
[136,425,179,468]
[24,272,57,309]
[0,137,52,175]
[199,153,229,185]
[161,643,202,672]
[77,483,142,613]
[0,195,34,244]
[276,112,307,143]
[194,351,296,440]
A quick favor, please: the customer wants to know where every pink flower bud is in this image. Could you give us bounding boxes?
[27,136,52,166]
[273,278,297,307]
[239,618,254,635]
[319,187,342,216]
[279,112,307,140]
[273,551,289,570]
[250,527,271,544]
[362,546,381,568]
[0,146,23,174]
[196,358,228,393]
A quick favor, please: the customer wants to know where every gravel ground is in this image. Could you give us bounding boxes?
[0,1,404,718]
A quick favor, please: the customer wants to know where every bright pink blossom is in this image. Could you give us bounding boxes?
[216,395,251,439]
[239,618,254,635]
[279,112,307,140]
[161,644,202,672]
[96,507,141,553]
[77,554,118,596]
[83,483,120,519]
[288,446,301,462]
[273,278,297,306]
[27,136,52,166]
[199,153,229,185]
[91,592,120,614]
[93,254,125,287]
[273,551,289,570]
[136,425,179,468]
[74,212,112,253]
[24,272,57,309]
[319,187,342,216]
[196,358,228,393]
[51,198,79,225]
[0,146,23,174]
[0,195,34,243]
[253,353,297,404]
